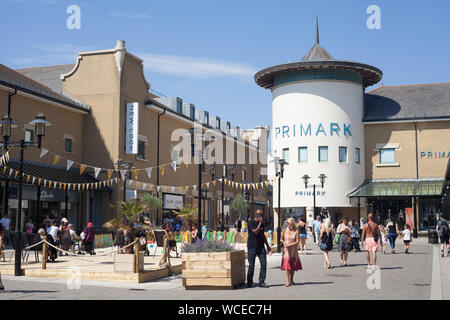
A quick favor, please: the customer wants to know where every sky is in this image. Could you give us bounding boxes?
[1,0,449,132]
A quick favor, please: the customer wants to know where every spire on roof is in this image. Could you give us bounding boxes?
[316,15,319,44]
[301,16,334,61]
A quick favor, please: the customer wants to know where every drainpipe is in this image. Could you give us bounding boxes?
[156,110,166,226]
[413,121,419,238]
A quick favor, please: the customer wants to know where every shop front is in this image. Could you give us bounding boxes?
[350,179,444,233]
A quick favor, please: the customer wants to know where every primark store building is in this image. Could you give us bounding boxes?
[257,27,450,236]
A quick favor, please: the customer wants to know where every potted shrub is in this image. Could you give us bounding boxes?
[181,239,245,290]
[103,198,155,273]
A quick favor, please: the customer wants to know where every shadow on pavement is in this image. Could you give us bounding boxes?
[4,290,58,293]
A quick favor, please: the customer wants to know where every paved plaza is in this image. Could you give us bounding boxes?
[0,237,448,300]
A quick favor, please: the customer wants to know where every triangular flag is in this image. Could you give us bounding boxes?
[193,185,197,191]
[160,166,165,176]
[40,148,48,158]
[133,170,138,180]
[107,170,113,180]
[128,179,133,185]
[48,181,52,188]
[3,166,6,174]
[163,186,167,192]
[82,184,85,191]
[170,187,175,193]
[26,175,30,183]
[265,181,269,187]
[32,177,36,184]
[145,168,152,179]
[67,160,74,171]
[178,187,182,193]
[136,182,141,188]
[94,167,101,179]
[64,184,67,190]
[185,186,189,192]
[157,186,161,192]
[143,183,147,190]
[213,181,216,187]
[53,155,61,165]
[114,178,118,183]
[9,168,13,176]
[14,171,18,179]
[68,183,71,190]
[171,161,177,172]
[206,182,210,188]
[80,164,87,175]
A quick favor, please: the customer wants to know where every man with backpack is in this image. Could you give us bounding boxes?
[436,214,450,257]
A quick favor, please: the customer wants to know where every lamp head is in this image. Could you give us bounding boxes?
[302,174,310,188]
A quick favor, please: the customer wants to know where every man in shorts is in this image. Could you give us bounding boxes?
[436,214,450,257]
[361,213,381,270]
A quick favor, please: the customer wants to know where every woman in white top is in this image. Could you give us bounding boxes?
[402,224,412,254]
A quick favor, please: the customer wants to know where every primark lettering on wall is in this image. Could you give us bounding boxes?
[420,151,450,159]
[275,122,352,138]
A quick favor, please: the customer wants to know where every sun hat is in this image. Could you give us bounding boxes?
[88,222,93,227]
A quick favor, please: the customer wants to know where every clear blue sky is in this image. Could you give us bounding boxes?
[1,0,449,131]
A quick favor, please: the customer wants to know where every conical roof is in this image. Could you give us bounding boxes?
[301,43,334,61]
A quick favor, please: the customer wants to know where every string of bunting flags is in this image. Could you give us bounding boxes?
[37,148,195,180]
[126,177,277,194]
[0,151,10,167]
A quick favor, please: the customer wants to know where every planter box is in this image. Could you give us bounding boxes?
[182,250,245,290]
[114,253,143,273]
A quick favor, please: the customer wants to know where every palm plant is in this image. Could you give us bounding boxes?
[103,199,155,244]
[141,193,162,226]
[174,204,198,231]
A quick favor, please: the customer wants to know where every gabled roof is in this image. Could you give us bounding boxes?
[364,83,450,122]
[0,64,90,113]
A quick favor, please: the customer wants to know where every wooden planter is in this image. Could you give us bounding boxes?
[182,250,245,290]
[113,253,143,273]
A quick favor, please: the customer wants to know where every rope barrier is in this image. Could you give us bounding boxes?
[23,239,45,250]
[41,238,139,257]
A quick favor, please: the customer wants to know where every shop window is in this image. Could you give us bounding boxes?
[380,148,395,164]
[282,148,289,163]
[25,129,33,143]
[298,147,307,163]
[138,140,145,159]
[318,146,328,162]
[64,138,72,153]
[339,146,347,163]
[355,148,361,164]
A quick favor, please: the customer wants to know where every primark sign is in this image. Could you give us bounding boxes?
[275,122,352,139]
[295,190,326,197]
[420,151,450,159]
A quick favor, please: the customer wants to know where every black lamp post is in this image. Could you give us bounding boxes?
[220,165,226,232]
[0,112,51,277]
[302,173,327,218]
[275,158,287,253]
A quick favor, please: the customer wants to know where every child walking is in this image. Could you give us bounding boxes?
[402,224,412,254]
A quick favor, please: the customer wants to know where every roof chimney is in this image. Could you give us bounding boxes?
[115,40,126,50]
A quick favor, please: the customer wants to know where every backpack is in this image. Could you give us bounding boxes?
[439,220,449,236]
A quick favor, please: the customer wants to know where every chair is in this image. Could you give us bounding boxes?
[24,233,42,263]
[8,232,27,264]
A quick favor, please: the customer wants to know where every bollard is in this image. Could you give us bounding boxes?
[42,241,47,270]
[134,241,139,273]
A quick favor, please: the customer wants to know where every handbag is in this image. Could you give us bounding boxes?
[333,233,340,244]
[320,242,328,250]
[367,222,379,242]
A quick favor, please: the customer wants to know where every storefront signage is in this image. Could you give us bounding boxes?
[420,151,450,159]
[295,190,326,197]
[40,190,55,200]
[275,122,352,139]
[163,194,184,209]
[126,190,137,200]
[126,102,139,154]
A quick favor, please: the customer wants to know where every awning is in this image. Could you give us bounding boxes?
[348,179,445,198]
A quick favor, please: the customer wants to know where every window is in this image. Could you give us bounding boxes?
[318,146,328,162]
[190,106,195,119]
[298,147,308,163]
[176,100,183,113]
[339,146,347,163]
[282,148,289,163]
[25,129,33,143]
[64,138,72,153]
[138,140,145,159]
[355,148,361,164]
[216,118,221,130]
[380,148,395,164]
[205,112,209,126]
[242,170,246,181]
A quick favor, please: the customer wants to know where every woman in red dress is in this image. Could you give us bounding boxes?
[281,218,302,287]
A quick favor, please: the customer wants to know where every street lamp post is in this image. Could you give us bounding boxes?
[0,113,51,276]
[221,165,226,232]
[275,158,287,253]
[115,160,135,202]
[302,173,327,218]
